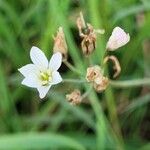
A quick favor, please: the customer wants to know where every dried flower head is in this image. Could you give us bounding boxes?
[53,27,68,61]
[86,65,103,83]
[66,89,82,105]
[77,12,104,56]
[86,65,109,92]
[104,55,121,78]
[106,27,130,51]
[93,76,109,92]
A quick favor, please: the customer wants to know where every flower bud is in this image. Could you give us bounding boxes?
[106,27,130,51]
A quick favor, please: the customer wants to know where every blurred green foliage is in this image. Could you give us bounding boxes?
[0,0,150,149]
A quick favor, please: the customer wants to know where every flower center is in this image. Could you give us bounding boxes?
[39,70,52,86]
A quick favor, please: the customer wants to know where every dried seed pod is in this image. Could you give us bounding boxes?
[86,65,109,92]
[81,24,97,56]
[53,27,68,61]
[86,65,103,83]
[66,89,82,105]
[93,76,109,92]
[76,12,104,56]
[104,55,121,78]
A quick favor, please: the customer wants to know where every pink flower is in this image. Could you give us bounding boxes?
[107,27,130,51]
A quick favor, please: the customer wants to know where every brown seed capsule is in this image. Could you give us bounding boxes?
[103,55,121,78]
[81,24,97,56]
[66,89,82,105]
[93,76,109,92]
[53,27,68,61]
[86,65,109,92]
[86,65,103,83]
[76,12,104,56]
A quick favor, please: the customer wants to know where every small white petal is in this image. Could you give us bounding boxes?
[21,74,40,88]
[51,71,62,85]
[30,46,48,70]
[37,85,51,99]
[18,64,38,77]
[49,52,62,71]
[107,27,130,51]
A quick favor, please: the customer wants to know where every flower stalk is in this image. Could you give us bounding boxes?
[63,60,83,76]
[110,78,150,88]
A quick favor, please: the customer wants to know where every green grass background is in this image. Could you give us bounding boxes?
[0,0,150,149]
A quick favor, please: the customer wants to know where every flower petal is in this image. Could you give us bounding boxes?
[21,74,40,88]
[37,85,51,99]
[49,52,62,71]
[18,64,38,77]
[107,27,130,51]
[30,46,48,70]
[51,71,62,85]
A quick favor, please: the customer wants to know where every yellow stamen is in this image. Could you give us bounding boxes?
[39,70,52,86]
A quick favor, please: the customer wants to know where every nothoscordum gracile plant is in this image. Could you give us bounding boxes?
[19,12,150,103]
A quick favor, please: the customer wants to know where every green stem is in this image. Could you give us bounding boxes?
[105,87,124,149]
[110,78,150,88]
[81,85,93,100]
[103,66,124,150]
[63,61,83,76]
[62,79,86,84]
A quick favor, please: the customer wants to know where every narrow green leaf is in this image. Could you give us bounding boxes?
[0,133,85,150]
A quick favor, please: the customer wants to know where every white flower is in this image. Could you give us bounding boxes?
[18,46,62,99]
[106,27,130,51]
